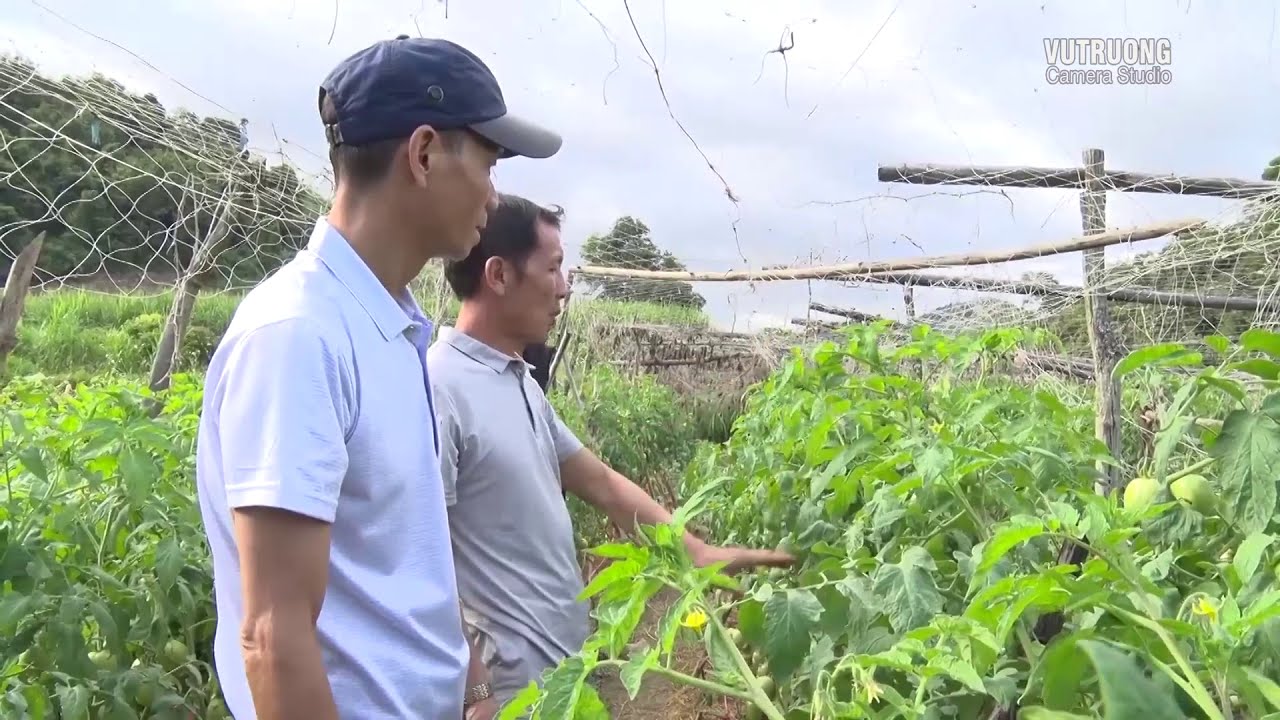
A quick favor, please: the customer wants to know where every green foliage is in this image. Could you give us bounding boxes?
[102,313,219,373]
[580,216,705,310]
[552,363,706,549]
[520,323,1280,719]
[0,373,230,718]
[0,53,326,284]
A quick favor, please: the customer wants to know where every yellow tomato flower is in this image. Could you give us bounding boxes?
[862,678,884,705]
[681,608,709,631]
[1191,596,1218,623]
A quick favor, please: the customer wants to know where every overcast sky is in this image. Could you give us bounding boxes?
[4,0,1276,331]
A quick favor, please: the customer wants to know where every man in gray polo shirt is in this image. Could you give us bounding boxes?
[426,194,794,707]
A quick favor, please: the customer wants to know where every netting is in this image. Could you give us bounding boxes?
[570,177,1280,361]
[0,54,331,294]
[4,4,1279,380]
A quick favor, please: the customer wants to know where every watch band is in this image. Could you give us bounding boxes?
[464,681,492,708]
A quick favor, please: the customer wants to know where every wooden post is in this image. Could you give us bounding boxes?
[148,183,236,394]
[546,270,577,392]
[904,286,922,380]
[0,232,46,378]
[1080,148,1123,493]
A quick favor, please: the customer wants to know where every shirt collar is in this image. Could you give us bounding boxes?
[439,327,532,374]
[306,217,421,342]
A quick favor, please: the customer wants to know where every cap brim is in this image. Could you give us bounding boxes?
[471,113,562,159]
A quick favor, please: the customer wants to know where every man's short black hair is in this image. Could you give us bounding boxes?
[321,95,463,190]
[444,193,564,299]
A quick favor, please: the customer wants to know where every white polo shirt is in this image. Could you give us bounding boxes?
[195,218,468,719]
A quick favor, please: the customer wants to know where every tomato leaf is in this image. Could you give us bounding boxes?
[763,588,823,682]
[872,546,944,633]
[55,685,90,720]
[1114,343,1200,378]
[538,654,590,720]
[977,518,1045,575]
[1233,532,1276,586]
[1033,634,1088,710]
[0,592,34,635]
[497,682,541,720]
[1212,401,1280,534]
[118,445,158,505]
[1240,328,1280,359]
[1078,639,1185,720]
[154,537,183,594]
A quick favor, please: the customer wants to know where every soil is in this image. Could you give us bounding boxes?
[591,587,744,720]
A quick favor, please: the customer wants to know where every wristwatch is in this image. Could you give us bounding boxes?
[464,682,492,710]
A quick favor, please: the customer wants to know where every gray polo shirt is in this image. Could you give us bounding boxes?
[426,327,589,702]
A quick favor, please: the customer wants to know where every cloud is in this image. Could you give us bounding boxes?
[2,0,1275,332]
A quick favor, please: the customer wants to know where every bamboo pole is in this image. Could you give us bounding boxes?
[574,218,1201,282]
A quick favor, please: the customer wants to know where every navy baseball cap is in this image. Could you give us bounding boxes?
[319,35,561,159]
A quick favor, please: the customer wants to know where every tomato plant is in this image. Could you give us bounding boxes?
[505,324,1280,719]
[0,373,227,719]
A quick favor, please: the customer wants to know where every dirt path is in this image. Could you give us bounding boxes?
[591,588,743,720]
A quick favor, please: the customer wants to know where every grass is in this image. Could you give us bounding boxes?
[15,284,708,377]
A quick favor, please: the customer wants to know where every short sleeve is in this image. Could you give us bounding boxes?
[544,400,584,463]
[213,317,355,523]
[434,387,463,507]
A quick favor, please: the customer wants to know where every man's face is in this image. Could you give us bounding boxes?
[409,128,500,261]
[503,221,567,344]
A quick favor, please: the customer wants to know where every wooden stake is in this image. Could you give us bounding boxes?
[148,183,236,394]
[0,232,46,378]
[1080,148,1124,493]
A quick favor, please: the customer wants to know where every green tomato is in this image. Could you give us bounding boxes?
[925,534,948,560]
[163,639,190,666]
[758,675,777,698]
[1123,476,1160,513]
[134,678,157,708]
[745,705,764,720]
[727,628,746,650]
[88,649,116,670]
[1170,474,1216,515]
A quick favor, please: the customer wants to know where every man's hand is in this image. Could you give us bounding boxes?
[465,697,500,720]
[689,541,795,576]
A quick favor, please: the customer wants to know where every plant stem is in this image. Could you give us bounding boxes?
[1104,605,1223,720]
[1040,533,1220,720]
[594,659,754,701]
[708,614,787,720]
[1166,455,1215,483]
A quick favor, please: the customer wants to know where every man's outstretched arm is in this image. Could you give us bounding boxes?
[560,447,793,574]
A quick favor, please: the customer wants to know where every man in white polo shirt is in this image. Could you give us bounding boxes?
[427,194,794,708]
[194,37,560,720]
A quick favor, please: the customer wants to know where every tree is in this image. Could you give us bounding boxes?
[0,53,326,285]
[579,215,705,309]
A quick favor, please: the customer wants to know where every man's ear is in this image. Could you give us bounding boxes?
[406,125,441,186]
[482,256,508,296]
